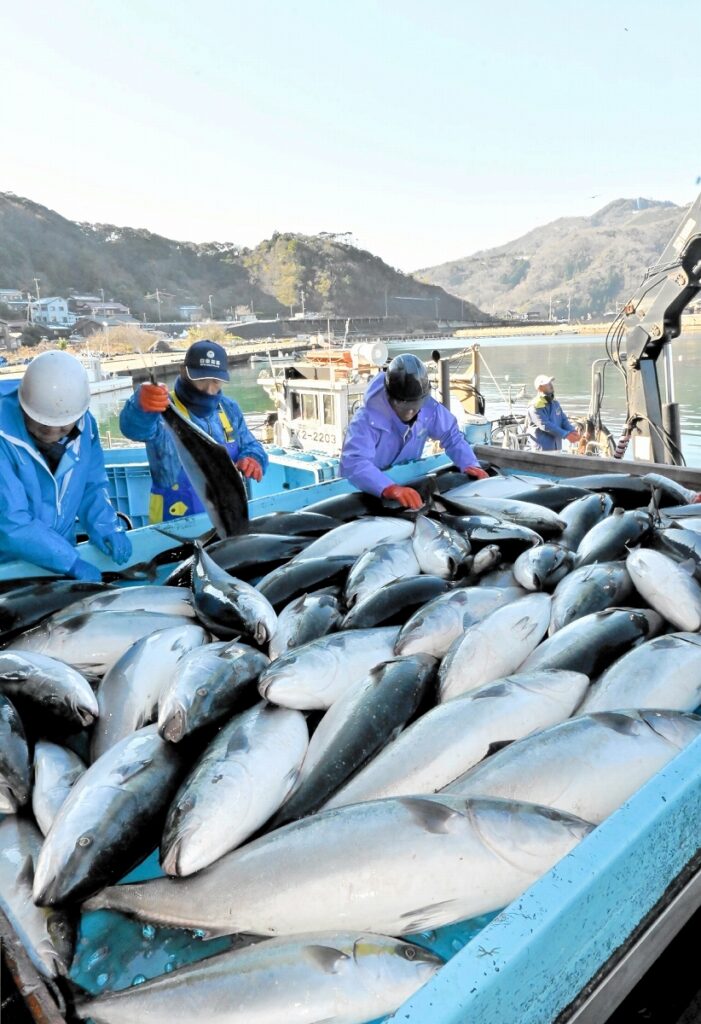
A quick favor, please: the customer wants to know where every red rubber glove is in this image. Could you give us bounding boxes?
[236,456,263,482]
[566,431,581,443]
[463,465,489,480]
[382,484,424,510]
[138,383,169,413]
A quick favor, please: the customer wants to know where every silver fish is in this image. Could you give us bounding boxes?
[161,702,308,876]
[292,517,414,562]
[395,586,524,658]
[161,400,248,539]
[157,641,269,743]
[274,654,437,824]
[439,594,552,701]
[0,649,98,727]
[9,610,195,679]
[580,633,701,713]
[76,931,443,1024]
[84,795,592,938]
[32,741,86,836]
[549,563,633,635]
[258,627,399,710]
[344,541,420,608]
[33,725,184,906]
[0,817,74,978]
[513,544,575,592]
[269,593,342,660]
[626,548,701,631]
[324,670,589,809]
[411,516,471,578]
[191,543,277,644]
[445,709,701,822]
[92,624,208,760]
[53,584,196,620]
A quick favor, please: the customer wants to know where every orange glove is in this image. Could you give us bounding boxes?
[382,484,424,510]
[566,431,581,443]
[463,465,489,479]
[236,456,263,482]
[692,493,701,504]
[138,383,170,413]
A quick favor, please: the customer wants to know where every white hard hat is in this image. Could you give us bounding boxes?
[534,374,555,390]
[19,351,91,426]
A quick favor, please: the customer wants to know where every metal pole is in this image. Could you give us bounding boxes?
[662,341,676,404]
[438,354,451,409]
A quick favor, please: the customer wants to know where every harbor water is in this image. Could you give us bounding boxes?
[89,332,701,467]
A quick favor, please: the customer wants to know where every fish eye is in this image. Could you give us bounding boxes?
[77,835,92,848]
[404,946,416,960]
[196,687,208,697]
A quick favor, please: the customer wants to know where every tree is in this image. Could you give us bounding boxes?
[21,324,44,347]
[184,324,234,346]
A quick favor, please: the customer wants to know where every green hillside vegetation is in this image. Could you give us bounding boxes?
[416,198,685,319]
[0,193,483,323]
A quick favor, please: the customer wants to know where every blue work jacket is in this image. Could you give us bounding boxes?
[526,396,575,451]
[0,387,121,574]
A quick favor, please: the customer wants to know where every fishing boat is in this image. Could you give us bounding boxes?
[2,451,701,1024]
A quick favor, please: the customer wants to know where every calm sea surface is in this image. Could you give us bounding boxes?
[90,332,701,467]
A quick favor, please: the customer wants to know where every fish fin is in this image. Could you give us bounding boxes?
[679,558,698,576]
[399,796,465,834]
[16,854,35,888]
[115,757,154,783]
[485,739,514,757]
[400,900,458,933]
[304,943,351,974]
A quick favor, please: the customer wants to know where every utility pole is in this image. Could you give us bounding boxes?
[156,289,162,322]
[208,294,214,319]
[384,287,388,318]
[548,295,553,322]
[567,295,572,324]
[300,289,305,316]
[33,278,40,300]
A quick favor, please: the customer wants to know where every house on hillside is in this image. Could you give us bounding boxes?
[31,297,76,327]
[69,297,131,318]
[0,289,28,313]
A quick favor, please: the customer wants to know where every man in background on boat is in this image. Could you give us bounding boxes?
[526,374,581,452]
[120,340,268,524]
[339,352,488,510]
[0,350,132,581]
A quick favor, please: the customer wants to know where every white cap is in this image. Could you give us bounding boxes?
[534,374,555,390]
[19,351,91,426]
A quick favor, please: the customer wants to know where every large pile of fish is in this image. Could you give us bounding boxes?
[2,465,701,1024]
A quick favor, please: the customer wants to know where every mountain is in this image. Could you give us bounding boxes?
[415,198,685,319]
[0,193,486,323]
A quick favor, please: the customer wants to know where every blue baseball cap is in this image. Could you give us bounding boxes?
[184,340,230,381]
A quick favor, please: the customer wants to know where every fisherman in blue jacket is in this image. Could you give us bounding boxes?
[339,353,488,509]
[0,350,132,581]
[120,340,268,524]
[526,374,581,452]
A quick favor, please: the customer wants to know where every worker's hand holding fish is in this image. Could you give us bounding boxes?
[138,383,170,413]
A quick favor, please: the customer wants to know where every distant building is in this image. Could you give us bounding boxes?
[69,297,131,318]
[178,304,205,321]
[0,289,27,312]
[31,297,76,327]
[525,310,543,321]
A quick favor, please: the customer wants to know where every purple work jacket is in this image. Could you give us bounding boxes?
[339,372,479,496]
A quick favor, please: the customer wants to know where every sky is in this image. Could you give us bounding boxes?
[3,0,701,271]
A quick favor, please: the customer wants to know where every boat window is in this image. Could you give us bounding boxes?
[290,392,302,418]
[322,394,335,424]
[302,393,317,420]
